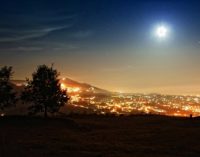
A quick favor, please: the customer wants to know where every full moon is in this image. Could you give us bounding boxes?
[156,25,168,38]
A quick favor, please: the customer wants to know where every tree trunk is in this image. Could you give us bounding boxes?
[44,105,47,118]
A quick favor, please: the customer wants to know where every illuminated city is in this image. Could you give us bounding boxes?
[59,79,200,117]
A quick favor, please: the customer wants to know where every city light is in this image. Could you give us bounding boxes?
[46,81,200,117]
[66,91,200,117]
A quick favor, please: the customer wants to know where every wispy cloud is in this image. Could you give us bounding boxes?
[0,41,80,53]
[0,25,72,42]
[0,10,76,43]
[0,10,92,53]
[2,46,43,52]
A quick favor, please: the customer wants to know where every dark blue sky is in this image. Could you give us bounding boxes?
[1,0,200,94]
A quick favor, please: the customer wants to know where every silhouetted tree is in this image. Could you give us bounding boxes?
[21,65,69,118]
[0,66,16,110]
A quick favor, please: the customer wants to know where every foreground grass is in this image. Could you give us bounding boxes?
[0,115,200,157]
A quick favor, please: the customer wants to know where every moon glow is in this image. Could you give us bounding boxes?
[156,25,168,38]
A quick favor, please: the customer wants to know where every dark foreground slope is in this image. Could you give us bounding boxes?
[0,115,200,157]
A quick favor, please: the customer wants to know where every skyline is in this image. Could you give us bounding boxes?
[1,0,200,94]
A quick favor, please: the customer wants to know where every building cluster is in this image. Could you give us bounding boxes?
[64,85,200,117]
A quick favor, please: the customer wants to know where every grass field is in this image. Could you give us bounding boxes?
[0,115,200,157]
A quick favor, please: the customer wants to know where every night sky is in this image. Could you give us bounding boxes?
[1,0,200,94]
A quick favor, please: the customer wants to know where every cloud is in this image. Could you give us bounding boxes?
[0,10,76,43]
[8,46,43,52]
[0,41,80,53]
[0,25,72,42]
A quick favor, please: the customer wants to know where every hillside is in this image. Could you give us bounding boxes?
[0,115,200,157]
[11,78,111,95]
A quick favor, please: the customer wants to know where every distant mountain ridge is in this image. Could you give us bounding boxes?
[11,78,111,94]
[61,78,111,94]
